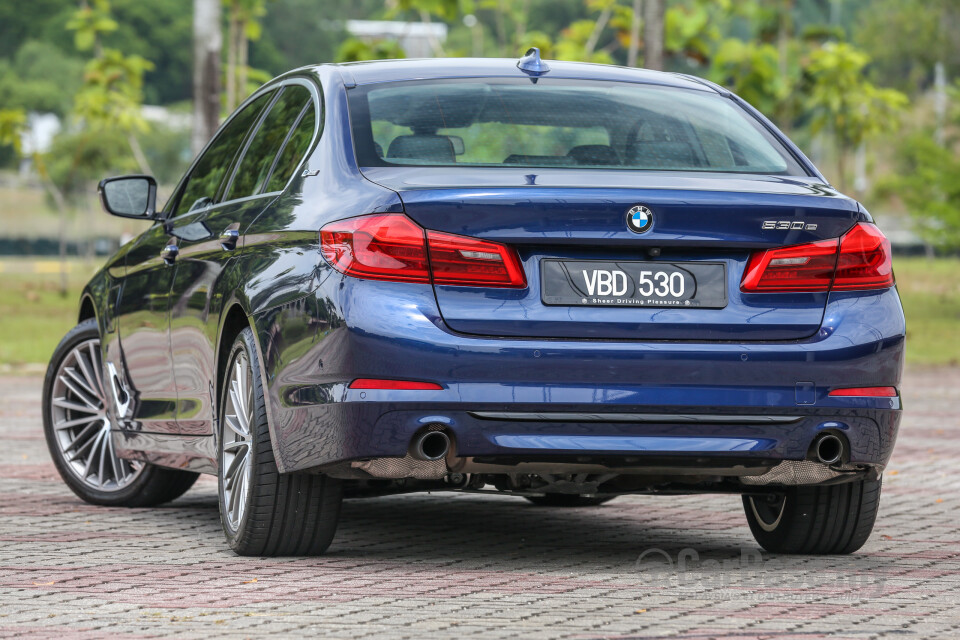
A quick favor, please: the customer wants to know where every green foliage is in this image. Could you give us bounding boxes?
[335,38,407,63]
[710,39,789,115]
[45,129,138,202]
[805,42,909,150]
[0,109,27,155]
[555,19,614,64]
[0,41,85,117]
[65,0,118,52]
[137,122,193,185]
[73,49,154,134]
[880,133,960,250]
[854,0,960,93]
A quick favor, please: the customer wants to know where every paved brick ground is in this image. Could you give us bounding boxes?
[1,369,958,639]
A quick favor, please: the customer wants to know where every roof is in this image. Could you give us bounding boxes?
[326,57,716,93]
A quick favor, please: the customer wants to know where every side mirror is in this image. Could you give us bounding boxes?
[98,175,158,220]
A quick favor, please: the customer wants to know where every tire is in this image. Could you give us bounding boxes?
[217,327,343,556]
[742,477,882,554]
[42,319,199,507]
[525,494,616,507]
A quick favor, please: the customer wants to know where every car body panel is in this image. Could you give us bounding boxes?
[252,273,903,474]
[67,58,902,491]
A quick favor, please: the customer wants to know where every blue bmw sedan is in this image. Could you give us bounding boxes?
[43,51,903,556]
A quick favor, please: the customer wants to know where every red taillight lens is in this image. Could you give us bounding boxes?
[320,214,430,283]
[427,230,527,288]
[828,386,897,397]
[349,378,443,390]
[832,223,894,290]
[321,214,526,288]
[741,238,839,292]
[741,223,894,293]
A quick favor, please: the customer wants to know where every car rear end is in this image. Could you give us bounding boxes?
[267,64,904,553]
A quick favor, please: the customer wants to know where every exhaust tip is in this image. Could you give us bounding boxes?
[814,433,844,465]
[411,429,451,461]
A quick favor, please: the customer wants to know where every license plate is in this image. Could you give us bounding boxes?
[540,259,727,308]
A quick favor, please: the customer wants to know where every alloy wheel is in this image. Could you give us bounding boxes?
[49,338,143,491]
[221,351,254,531]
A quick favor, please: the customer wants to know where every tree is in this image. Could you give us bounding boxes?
[643,0,664,69]
[224,0,268,112]
[192,0,222,154]
[805,42,908,191]
[67,0,156,173]
[884,133,960,250]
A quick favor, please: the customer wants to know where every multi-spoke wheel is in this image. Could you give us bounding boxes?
[43,319,199,506]
[218,327,343,556]
[221,350,254,531]
[48,335,143,491]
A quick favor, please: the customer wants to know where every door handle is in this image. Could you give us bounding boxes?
[220,228,240,251]
[161,244,179,264]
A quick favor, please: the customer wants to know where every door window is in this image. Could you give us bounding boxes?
[172,90,275,216]
[224,85,312,201]
[264,103,317,193]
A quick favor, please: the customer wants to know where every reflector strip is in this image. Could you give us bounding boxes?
[828,386,897,397]
[348,378,443,390]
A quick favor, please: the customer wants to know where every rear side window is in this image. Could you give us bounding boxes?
[348,78,806,175]
[265,105,316,193]
[225,85,312,200]
[173,90,274,216]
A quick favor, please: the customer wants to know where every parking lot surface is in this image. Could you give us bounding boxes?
[1,368,958,639]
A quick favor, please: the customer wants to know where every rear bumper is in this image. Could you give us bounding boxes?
[252,275,904,478]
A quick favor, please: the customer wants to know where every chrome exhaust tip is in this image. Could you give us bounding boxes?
[814,433,844,465]
[410,430,451,461]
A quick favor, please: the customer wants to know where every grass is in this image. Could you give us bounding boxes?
[0,261,94,369]
[0,256,956,370]
[894,257,960,366]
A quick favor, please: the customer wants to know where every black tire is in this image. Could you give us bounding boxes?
[525,494,616,507]
[742,477,882,554]
[218,327,342,556]
[43,319,199,507]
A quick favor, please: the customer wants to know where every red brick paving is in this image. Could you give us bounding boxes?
[0,369,958,638]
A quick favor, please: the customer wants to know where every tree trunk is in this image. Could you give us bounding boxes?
[226,2,238,113]
[643,0,665,70]
[584,4,614,58]
[238,29,248,100]
[627,0,642,67]
[126,133,154,177]
[33,153,71,297]
[192,0,222,156]
[418,10,446,56]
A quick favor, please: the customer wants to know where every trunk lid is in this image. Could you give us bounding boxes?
[363,167,861,341]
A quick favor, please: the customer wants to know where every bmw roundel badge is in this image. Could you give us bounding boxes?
[626,205,653,234]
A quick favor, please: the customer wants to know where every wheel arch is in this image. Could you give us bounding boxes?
[216,302,255,410]
[78,294,97,324]
[215,299,286,471]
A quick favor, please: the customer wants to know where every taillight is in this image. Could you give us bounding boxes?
[832,223,894,290]
[428,230,527,288]
[740,238,838,292]
[320,214,526,288]
[320,214,430,283]
[741,223,894,293]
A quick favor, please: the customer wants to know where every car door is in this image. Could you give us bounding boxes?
[107,220,181,434]
[168,82,316,436]
[107,91,275,435]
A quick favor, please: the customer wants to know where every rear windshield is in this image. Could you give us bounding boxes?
[347,78,807,175]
